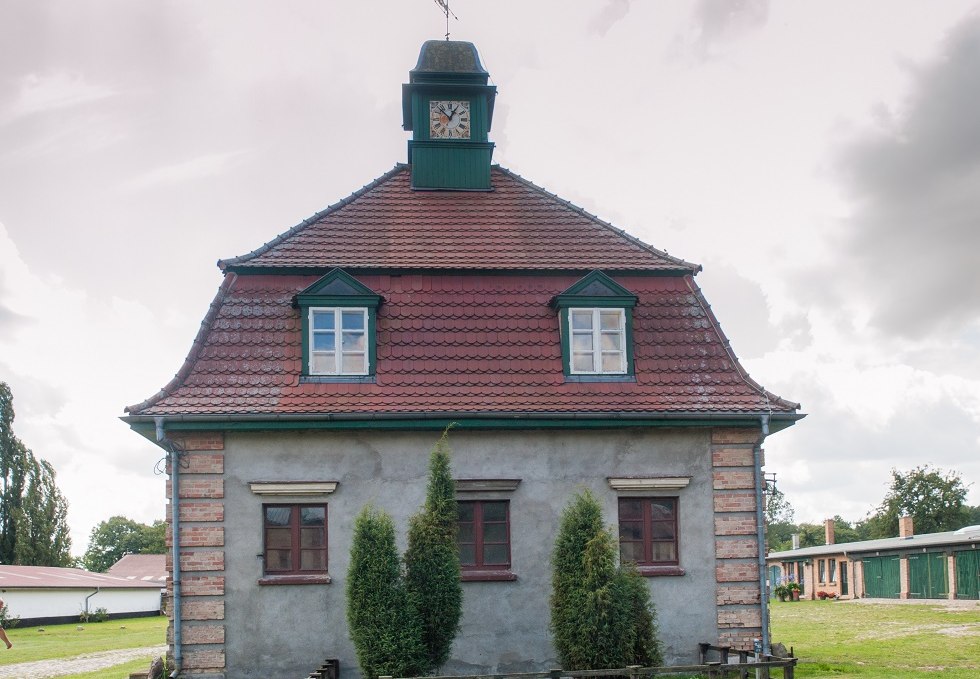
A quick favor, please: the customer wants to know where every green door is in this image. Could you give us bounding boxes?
[909,552,948,599]
[768,565,781,599]
[840,560,849,596]
[955,550,980,600]
[864,556,900,598]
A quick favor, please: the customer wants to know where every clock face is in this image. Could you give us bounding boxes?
[429,100,471,139]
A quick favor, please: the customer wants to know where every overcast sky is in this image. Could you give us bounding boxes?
[1,0,978,556]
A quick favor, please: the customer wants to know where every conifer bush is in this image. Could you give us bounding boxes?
[346,506,426,679]
[550,490,663,671]
[405,428,462,671]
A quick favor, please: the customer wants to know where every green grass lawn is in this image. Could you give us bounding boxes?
[770,599,980,679]
[0,615,166,666]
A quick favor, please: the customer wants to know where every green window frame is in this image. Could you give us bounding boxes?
[295,269,381,380]
[551,271,637,378]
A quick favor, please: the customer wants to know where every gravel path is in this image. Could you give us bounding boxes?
[0,645,166,679]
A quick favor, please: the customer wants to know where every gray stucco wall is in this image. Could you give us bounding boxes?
[220,427,717,678]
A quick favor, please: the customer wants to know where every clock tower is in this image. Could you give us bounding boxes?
[402,40,497,190]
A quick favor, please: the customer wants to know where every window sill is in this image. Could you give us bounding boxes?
[564,375,636,383]
[461,570,517,582]
[635,566,685,577]
[258,574,331,586]
[301,376,375,384]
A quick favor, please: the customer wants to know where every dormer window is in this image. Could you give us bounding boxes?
[295,269,381,381]
[569,308,627,374]
[552,271,637,380]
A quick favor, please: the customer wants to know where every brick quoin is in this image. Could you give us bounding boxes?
[177,551,225,572]
[166,478,224,499]
[171,525,224,548]
[716,560,758,582]
[711,447,756,467]
[716,584,761,606]
[176,501,225,523]
[181,599,225,621]
[713,491,756,513]
[168,453,224,475]
[182,624,225,645]
[715,538,758,559]
[712,470,755,490]
[714,514,757,536]
[711,428,761,445]
[182,576,225,597]
[170,432,225,451]
[181,649,226,671]
[717,607,762,628]
[718,630,761,651]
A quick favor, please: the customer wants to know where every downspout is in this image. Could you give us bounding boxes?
[755,414,771,656]
[84,588,100,619]
[157,417,182,678]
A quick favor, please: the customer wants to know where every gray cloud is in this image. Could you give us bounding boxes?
[589,0,631,37]
[832,13,980,338]
[693,0,769,46]
[697,263,780,359]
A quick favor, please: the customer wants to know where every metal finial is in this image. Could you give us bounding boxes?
[433,0,458,40]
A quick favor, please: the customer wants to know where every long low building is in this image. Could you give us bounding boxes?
[0,565,164,626]
[767,518,980,601]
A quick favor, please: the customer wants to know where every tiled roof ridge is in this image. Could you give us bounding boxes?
[124,274,238,415]
[492,165,702,274]
[217,164,409,270]
[684,276,800,413]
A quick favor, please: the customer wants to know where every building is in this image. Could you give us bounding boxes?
[0,565,163,626]
[123,40,802,678]
[107,553,168,584]
[767,518,980,600]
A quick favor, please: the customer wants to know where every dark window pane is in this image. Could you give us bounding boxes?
[483,544,508,565]
[457,523,474,543]
[619,499,643,520]
[300,550,326,571]
[267,549,291,570]
[620,542,643,563]
[301,528,324,548]
[650,499,675,518]
[619,522,643,541]
[650,522,675,539]
[483,523,507,543]
[266,528,292,549]
[458,503,474,521]
[265,507,291,526]
[301,507,325,526]
[482,502,507,521]
[458,544,476,565]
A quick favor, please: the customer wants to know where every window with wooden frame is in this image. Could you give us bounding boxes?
[818,559,826,583]
[617,497,681,576]
[457,500,513,579]
[263,504,328,579]
[828,558,837,583]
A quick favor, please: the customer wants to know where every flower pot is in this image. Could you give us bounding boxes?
[791,590,800,601]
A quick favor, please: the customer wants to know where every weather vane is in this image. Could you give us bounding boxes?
[433,0,458,40]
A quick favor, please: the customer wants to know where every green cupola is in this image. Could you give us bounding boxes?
[402,40,497,190]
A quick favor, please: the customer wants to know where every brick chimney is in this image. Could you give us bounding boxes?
[899,515,914,538]
[824,518,835,545]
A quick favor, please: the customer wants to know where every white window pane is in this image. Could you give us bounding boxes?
[571,310,593,330]
[572,333,593,351]
[341,310,365,330]
[312,353,337,374]
[312,332,335,351]
[601,352,624,372]
[342,332,366,351]
[312,311,335,330]
[342,353,365,374]
[572,353,594,372]
[600,310,622,330]
[600,332,622,351]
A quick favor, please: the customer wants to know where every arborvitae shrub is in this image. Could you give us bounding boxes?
[551,490,663,670]
[404,429,462,671]
[346,507,426,679]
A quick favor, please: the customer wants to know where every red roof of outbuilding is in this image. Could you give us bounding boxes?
[126,165,798,419]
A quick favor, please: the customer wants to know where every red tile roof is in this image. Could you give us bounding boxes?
[127,272,799,417]
[218,165,700,273]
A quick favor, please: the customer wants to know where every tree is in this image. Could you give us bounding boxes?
[83,516,167,572]
[764,484,794,525]
[404,427,462,671]
[0,382,73,566]
[550,490,662,670]
[864,465,970,538]
[346,506,426,679]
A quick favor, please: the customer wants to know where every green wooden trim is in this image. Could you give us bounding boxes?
[554,270,637,301]
[299,306,378,377]
[558,307,635,377]
[129,414,792,438]
[223,265,692,277]
[553,294,638,309]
